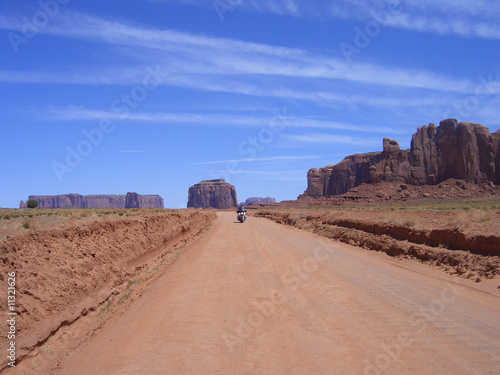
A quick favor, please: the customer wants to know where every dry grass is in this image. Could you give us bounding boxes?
[470,209,493,222]
[308,197,500,212]
[385,212,419,227]
[256,196,500,236]
[449,209,494,227]
[0,208,176,241]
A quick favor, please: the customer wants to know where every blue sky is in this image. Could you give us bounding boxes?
[1,0,499,208]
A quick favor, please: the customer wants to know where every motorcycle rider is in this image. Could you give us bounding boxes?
[236,205,247,221]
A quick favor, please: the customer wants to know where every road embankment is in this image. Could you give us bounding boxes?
[0,210,215,369]
[255,210,500,280]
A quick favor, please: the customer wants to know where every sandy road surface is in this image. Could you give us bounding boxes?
[50,212,500,374]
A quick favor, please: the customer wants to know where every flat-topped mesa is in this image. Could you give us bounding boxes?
[244,197,276,205]
[125,192,141,209]
[302,119,500,198]
[137,194,164,209]
[22,193,164,209]
[187,179,238,209]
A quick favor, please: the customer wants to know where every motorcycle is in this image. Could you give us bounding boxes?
[237,212,246,223]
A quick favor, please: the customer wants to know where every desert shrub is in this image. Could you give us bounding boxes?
[27,200,38,209]
[3,214,11,220]
[401,215,417,227]
[452,211,468,226]
[22,219,30,229]
[471,209,492,223]
[386,212,418,227]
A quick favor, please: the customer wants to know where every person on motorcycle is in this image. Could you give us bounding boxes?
[237,205,247,221]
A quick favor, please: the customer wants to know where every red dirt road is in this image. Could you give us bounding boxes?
[30,213,500,374]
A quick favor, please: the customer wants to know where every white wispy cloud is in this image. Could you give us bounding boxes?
[35,107,404,134]
[229,169,306,181]
[387,11,500,39]
[191,156,320,165]
[0,10,491,96]
[1,8,498,129]
[139,0,500,39]
[192,168,306,181]
[305,0,500,39]
[285,133,380,146]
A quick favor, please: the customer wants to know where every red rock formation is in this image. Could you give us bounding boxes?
[125,192,140,209]
[245,197,276,205]
[409,123,438,184]
[187,179,238,209]
[370,138,409,184]
[23,193,164,209]
[28,194,90,208]
[491,129,500,185]
[411,119,497,184]
[433,119,487,182]
[138,195,164,209]
[302,119,500,198]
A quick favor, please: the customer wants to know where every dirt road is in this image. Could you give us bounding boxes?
[40,213,500,374]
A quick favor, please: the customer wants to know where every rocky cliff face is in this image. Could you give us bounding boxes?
[491,130,500,185]
[409,120,499,185]
[303,119,500,198]
[187,179,238,209]
[24,193,164,209]
[85,195,126,209]
[125,192,140,209]
[244,197,276,205]
[27,194,91,209]
[138,195,165,209]
[306,152,381,197]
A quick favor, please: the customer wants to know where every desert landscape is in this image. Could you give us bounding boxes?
[1,120,500,373]
[2,1,500,374]
[1,196,499,373]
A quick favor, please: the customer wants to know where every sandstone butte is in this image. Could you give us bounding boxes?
[187,179,238,209]
[20,192,164,209]
[244,197,277,205]
[301,119,500,198]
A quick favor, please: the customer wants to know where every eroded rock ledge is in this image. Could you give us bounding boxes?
[302,119,500,198]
